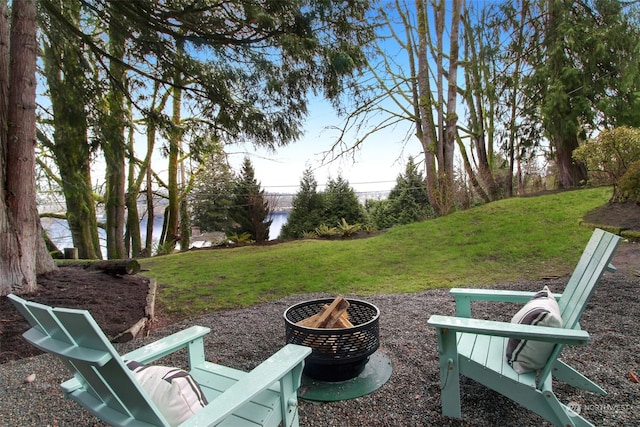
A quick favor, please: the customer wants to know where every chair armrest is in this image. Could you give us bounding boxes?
[450,288,562,317]
[62,326,212,395]
[122,325,211,364]
[427,315,590,346]
[180,344,312,427]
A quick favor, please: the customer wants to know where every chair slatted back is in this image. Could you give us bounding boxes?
[8,295,168,427]
[537,229,621,388]
[557,229,621,328]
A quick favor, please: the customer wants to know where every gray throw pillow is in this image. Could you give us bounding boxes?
[506,286,563,374]
[126,361,208,426]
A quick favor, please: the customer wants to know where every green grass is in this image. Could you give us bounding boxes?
[141,187,611,318]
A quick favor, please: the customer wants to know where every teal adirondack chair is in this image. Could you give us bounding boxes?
[8,294,311,427]
[427,228,622,427]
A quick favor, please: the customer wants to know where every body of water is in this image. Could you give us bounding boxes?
[42,212,289,257]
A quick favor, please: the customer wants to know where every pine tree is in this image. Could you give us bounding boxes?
[190,148,235,233]
[323,176,366,227]
[366,157,434,229]
[280,168,325,239]
[387,157,434,225]
[230,158,272,243]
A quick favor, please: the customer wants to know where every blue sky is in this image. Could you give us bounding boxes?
[228,96,417,195]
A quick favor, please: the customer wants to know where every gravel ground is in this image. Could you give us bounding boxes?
[1,268,638,426]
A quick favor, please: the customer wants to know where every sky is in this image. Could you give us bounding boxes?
[88,1,455,199]
[227,97,418,197]
[223,2,448,197]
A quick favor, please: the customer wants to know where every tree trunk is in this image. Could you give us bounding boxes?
[456,135,489,203]
[1,0,56,295]
[554,134,588,188]
[125,110,142,258]
[41,0,101,260]
[162,56,183,249]
[104,4,127,259]
[179,153,190,251]
[144,125,156,256]
[0,0,12,294]
[441,0,462,215]
[415,0,439,214]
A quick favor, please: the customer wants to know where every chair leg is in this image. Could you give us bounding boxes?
[436,328,462,418]
[541,380,595,427]
[553,359,606,395]
[279,362,305,427]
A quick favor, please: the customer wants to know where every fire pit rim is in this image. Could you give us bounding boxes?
[283,297,381,381]
[282,297,380,331]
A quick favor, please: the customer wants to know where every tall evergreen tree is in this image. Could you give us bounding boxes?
[37,0,376,258]
[387,157,434,225]
[191,146,236,233]
[280,168,325,239]
[365,157,434,230]
[524,0,640,188]
[1,0,57,295]
[230,158,271,243]
[39,3,102,259]
[323,176,366,227]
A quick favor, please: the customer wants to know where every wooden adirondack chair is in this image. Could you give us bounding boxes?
[427,228,622,427]
[8,294,311,427]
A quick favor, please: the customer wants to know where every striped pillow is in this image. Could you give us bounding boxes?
[126,361,208,426]
[506,286,563,374]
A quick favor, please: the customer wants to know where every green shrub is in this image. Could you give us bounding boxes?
[314,224,338,238]
[227,232,254,244]
[336,218,362,237]
[618,160,640,203]
[573,126,640,201]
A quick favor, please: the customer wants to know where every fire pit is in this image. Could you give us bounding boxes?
[283,298,380,382]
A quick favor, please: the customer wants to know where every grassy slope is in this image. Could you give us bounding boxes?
[141,187,610,317]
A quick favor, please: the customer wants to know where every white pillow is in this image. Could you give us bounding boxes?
[126,361,208,426]
[506,286,563,374]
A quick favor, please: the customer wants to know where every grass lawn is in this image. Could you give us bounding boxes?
[141,187,611,317]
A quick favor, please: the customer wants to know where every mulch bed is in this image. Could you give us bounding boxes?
[0,265,150,364]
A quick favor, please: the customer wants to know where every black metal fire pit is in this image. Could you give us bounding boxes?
[283,298,380,382]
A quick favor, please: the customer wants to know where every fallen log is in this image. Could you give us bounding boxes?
[87,259,141,276]
[111,317,148,343]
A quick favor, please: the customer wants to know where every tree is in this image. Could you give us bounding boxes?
[38,2,102,259]
[191,144,236,233]
[364,198,393,230]
[38,0,376,258]
[107,4,128,259]
[458,6,501,202]
[329,0,463,216]
[1,0,57,295]
[365,157,433,230]
[160,50,185,251]
[230,157,271,243]
[323,176,366,227]
[524,0,640,188]
[387,157,434,225]
[280,168,325,239]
